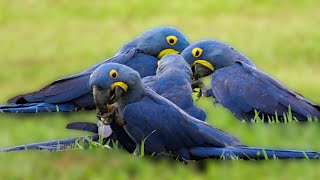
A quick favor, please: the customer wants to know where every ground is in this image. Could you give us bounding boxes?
[1,0,320,179]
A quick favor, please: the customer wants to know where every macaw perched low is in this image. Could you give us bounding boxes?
[0,54,206,153]
[181,40,320,122]
[69,54,206,152]
[89,63,320,161]
[0,27,189,113]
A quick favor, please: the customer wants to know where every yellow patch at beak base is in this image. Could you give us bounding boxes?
[194,60,214,71]
[157,49,179,59]
[111,82,128,92]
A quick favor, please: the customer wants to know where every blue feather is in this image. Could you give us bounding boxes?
[1,27,190,114]
[181,40,320,122]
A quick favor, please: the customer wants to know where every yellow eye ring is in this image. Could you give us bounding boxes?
[109,70,118,79]
[166,36,178,46]
[192,48,203,58]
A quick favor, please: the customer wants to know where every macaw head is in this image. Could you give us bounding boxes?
[157,54,192,78]
[121,27,190,59]
[90,63,143,120]
[181,40,254,79]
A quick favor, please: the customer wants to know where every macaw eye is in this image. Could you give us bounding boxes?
[192,48,202,58]
[166,36,178,46]
[109,70,118,79]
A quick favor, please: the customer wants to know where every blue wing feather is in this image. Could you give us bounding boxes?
[211,61,320,121]
[122,89,242,155]
[3,49,157,113]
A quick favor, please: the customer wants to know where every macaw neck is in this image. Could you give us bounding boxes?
[117,81,145,111]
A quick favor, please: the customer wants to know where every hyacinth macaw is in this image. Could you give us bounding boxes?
[70,54,207,152]
[181,40,320,122]
[143,54,206,121]
[0,27,189,113]
[0,54,206,153]
[68,54,207,152]
[89,63,320,161]
[2,62,320,161]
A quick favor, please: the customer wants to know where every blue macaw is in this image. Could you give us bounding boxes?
[89,63,320,161]
[69,54,206,151]
[142,54,206,121]
[68,54,206,134]
[0,54,206,153]
[0,27,190,113]
[181,40,320,122]
[69,54,207,152]
[2,63,320,161]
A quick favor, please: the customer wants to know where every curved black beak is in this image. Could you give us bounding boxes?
[92,85,126,114]
[92,85,127,125]
[192,63,214,79]
[109,86,127,105]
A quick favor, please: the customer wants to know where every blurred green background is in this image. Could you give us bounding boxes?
[1,0,320,179]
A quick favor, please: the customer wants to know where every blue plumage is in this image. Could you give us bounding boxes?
[143,54,206,121]
[2,62,320,161]
[0,102,79,113]
[189,147,319,159]
[88,63,320,161]
[1,27,189,113]
[0,135,100,152]
[68,55,206,152]
[181,40,320,122]
[0,54,206,152]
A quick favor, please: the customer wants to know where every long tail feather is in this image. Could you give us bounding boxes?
[66,122,98,133]
[0,135,100,152]
[0,103,80,113]
[190,146,320,160]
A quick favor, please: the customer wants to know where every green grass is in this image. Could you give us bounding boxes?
[1,0,320,179]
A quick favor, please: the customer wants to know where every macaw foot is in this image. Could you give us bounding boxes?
[192,80,211,100]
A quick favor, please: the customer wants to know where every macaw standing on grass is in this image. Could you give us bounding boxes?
[182,40,320,122]
[2,62,320,161]
[68,54,207,152]
[0,27,189,113]
[90,63,320,161]
[1,55,206,152]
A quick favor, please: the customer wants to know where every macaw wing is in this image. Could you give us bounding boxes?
[123,94,242,152]
[242,61,320,119]
[212,61,320,120]
[8,49,139,104]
